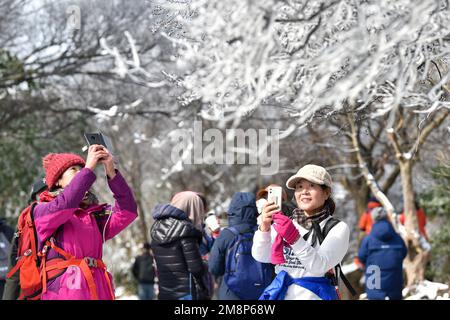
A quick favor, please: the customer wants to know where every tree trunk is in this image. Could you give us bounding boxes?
[399,160,428,286]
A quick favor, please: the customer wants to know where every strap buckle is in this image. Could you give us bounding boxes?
[84,257,98,268]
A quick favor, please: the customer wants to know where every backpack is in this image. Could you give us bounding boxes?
[224,226,273,300]
[0,231,12,280]
[6,203,65,300]
[303,217,357,298]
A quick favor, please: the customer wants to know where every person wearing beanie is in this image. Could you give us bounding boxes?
[358,207,407,300]
[358,196,382,236]
[31,144,138,300]
[252,164,351,300]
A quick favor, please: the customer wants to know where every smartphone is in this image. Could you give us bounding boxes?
[84,132,108,148]
[268,186,283,210]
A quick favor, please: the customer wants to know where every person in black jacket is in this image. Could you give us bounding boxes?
[150,191,210,300]
[132,242,156,300]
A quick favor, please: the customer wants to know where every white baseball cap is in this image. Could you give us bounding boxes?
[286,164,332,190]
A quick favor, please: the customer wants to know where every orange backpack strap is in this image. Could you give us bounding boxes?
[25,205,38,259]
[6,254,26,278]
[98,261,115,300]
[41,238,115,300]
[80,258,99,300]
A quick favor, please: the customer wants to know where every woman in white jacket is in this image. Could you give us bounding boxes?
[252,164,350,300]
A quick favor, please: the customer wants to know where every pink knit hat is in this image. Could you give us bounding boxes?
[42,153,86,188]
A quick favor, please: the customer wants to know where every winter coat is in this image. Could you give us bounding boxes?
[0,219,14,243]
[252,215,350,300]
[150,204,209,300]
[358,219,407,300]
[33,168,138,300]
[132,253,155,284]
[208,192,267,300]
[0,218,14,298]
[1,224,19,300]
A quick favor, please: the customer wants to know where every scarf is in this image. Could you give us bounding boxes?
[293,201,333,247]
[39,189,99,208]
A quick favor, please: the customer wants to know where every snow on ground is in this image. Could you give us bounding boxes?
[403,281,449,300]
[115,286,139,300]
[342,262,449,300]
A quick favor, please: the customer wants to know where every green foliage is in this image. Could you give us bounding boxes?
[421,163,450,283]
[425,222,450,283]
[0,108,89,222]
[420,165,450,218]
[0,49,35,89]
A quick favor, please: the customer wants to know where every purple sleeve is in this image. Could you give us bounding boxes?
[34,168,97,243]
[101,170,138,241]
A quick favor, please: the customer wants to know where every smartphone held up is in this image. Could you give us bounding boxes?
[268,186,283,210]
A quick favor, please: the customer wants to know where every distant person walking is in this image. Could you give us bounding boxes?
[132,243,156,300]
[0,218,14,298]
[358,207,407,300]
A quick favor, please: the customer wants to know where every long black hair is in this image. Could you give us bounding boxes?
[320,185,336,215]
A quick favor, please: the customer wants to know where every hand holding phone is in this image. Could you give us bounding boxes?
[268,186,283,210]
[84,133,108,149]
[85,144,109,171]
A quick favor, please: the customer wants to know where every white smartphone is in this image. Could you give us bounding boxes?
[268,186,283,210]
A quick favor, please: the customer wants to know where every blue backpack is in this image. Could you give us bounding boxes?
[224,227,273,300]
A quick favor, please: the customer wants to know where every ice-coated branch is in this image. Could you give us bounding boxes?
[171,0,450,125]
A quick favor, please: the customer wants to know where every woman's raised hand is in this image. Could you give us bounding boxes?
[259,200,281,232]
[85,144,109,171]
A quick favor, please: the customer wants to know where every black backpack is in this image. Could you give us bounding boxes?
[303,217,357,297]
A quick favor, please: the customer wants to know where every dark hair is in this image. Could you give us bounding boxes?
[320,185,336,215]
[143,242,151,250]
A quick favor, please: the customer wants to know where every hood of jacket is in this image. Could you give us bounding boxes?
[371,219,396,241]
[227,192,257,227]
[152,203,188,220]
[151,204,201,244]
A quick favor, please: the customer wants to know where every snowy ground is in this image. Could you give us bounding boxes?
[403,281,449,300]
[115,286,139,300]
[341,262,450,300]
[115,264,449,300]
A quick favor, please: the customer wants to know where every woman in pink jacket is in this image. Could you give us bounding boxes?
[33,144,138,300]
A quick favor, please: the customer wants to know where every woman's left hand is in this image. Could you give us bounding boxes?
[272,214,300,245]
[98,147,116,179]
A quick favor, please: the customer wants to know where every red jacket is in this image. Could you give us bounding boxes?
[358,201,382,235]
[399,208,428,240]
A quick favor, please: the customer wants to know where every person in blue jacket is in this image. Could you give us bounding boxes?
[208,192,272,299]
[358,207,407,300]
